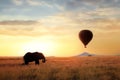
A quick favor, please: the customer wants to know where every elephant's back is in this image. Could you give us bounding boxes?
[23,53,34,60]
[23,52,45,60]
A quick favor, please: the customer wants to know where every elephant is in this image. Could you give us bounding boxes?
[23,52,46,65]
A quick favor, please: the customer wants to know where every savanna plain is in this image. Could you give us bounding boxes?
[0,56,120,80]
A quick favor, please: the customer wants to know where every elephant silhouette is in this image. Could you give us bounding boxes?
[23,52,46,65]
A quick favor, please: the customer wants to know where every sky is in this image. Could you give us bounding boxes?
[0,0,120,57]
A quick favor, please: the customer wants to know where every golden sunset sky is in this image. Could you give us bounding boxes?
[0,0,120,57]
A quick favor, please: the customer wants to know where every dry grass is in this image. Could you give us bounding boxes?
[0,56,120,80]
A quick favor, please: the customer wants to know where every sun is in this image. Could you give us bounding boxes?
[22,41,56,56]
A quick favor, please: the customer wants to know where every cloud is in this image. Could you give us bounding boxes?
[0,0,61,21]
[1,0,120,11]
[49,8,120,33]
[26,0,41,6]
[59,0,120,11]
[11,0,53,8]
[0,15,80,38]
[91,18,120,30]
[0,0,120,37]
[0,20,39,25]
[98,0,120,8]
[0,20,40,36]
[1,0,119,21]
[0,14,119,44]
[26,0,50,7]
[12,0,23,5]
[90,8,120,17]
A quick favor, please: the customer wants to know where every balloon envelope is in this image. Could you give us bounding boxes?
[79,30,93,48]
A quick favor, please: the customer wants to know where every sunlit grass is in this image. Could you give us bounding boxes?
[0,56,120,80]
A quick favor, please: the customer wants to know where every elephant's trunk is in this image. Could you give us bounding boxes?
[42,57,46,63]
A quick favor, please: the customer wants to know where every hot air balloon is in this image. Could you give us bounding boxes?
[79,30,93,48]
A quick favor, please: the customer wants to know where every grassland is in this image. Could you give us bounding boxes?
[0,56,120,80]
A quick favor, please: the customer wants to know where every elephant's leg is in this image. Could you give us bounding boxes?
[35,60,39,65]
[25,60,29,65]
